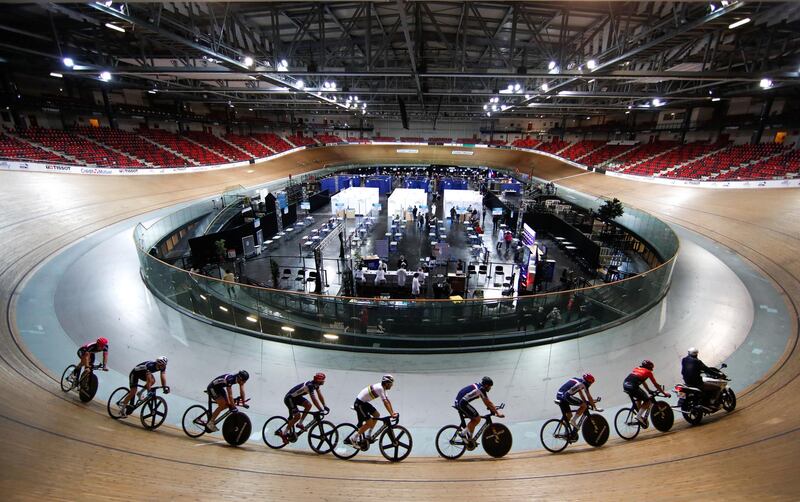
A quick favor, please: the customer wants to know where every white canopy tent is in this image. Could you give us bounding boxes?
[442,189,483,217]
[330,186,380,215]
[387,188,427,220]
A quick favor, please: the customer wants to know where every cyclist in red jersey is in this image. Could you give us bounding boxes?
[622,360,670,428]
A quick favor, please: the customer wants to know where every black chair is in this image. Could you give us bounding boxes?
[281,268,291,286]
[493,265,505,287]
[467,265,476,277]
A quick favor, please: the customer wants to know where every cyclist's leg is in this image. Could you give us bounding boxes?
[457,401,480,437]
[298,398,312,426]
[557,398,573,425]
[121,371,139,407]
[356,402,378,437]
[285,396,301,428]
[574,399,588,426]
[208,386,229,427]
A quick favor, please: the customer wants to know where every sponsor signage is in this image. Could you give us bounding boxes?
[451,150,474,155]
[396,149,418,153]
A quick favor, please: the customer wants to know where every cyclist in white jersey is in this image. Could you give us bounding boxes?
[347,374,397,446]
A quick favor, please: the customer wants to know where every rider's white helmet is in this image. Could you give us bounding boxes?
[687,347,699,356]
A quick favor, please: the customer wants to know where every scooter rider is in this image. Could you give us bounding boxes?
[682,348,717,403]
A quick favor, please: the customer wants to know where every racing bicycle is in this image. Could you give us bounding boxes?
[435,403,511,459]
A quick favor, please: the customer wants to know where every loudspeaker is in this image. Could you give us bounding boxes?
[398,97,409,130]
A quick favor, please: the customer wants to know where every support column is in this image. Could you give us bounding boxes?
[101,87,117,129]
[753,97,774,144]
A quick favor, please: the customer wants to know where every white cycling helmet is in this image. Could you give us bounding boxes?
[156,356,168,367]
[687,347,699,356]
[381,374,395,384]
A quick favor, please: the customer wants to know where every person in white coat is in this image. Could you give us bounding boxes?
[375,267,386,285]
[411,273,421,298]
[396,267,407,287]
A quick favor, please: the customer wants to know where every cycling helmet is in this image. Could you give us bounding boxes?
[156,356,168,367]
[640,359,655,370]
[237,370,250,382]
[313,372,326,384]
[96,337,108,348]
[481,376,494,387]
[687,347,699,356]
[582,373,595,384]
[381,374,395,384]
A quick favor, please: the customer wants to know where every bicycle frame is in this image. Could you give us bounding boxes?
[126,385,166,412]
[205,393,247,422]
[286,410,326,437]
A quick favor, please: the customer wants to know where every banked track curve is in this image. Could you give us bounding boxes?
[1,145,799,499]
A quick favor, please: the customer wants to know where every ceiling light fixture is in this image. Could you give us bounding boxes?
[586,59,597,70]
[63,57,74,68]
[759,78,773,89]
[243,56,254,67]
[540,83,549,92]
[296,79,304,89]
[323,333,339,340]
[711,97,721,102]
[548,61,556,70]
[50,72,63,78]
[104,22,125,33]
[99,71,112,82]
[728,18,751,29]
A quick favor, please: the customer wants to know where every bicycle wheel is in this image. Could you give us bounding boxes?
[651,401,674,432]
[308,420,338,454]
[182,405,210,438]
[582,414,609,447]
[435,425,466,460]
[222,412,252,446]
[262,416,289,449]
[60,365,77,392]
[79,373,98,403]
[107,387,130,419]
[140,396,168,430]
[540,418,569,453]
[379,425,413,462]
[614,407,641,440]
[482,423,512,458]
[331,423,360,460]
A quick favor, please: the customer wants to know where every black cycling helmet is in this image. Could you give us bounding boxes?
[237,369,250,382]
[481,376,494,387]
[640,359,654,370]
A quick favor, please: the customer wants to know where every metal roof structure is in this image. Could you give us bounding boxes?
[1,1,800,121]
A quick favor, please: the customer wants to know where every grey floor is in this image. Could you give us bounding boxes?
[15,198,791,456]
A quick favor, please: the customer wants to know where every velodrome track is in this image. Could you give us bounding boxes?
[1,145,799,499]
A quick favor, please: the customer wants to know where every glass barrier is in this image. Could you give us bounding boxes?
[135,163,679,353]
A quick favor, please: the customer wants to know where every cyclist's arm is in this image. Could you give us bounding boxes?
[310,393,323,411]
[238,383,246,406]
[145,372,154,390]
[225,385,236,407]
[102,351,108,368]
[159,371,167,388]
[383,398,396,417]
[579,388,595,408]
[480,394,500,415]
[315,389,326,409]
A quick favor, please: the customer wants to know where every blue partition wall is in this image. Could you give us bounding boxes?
[365,175,393,194]
[402,177,429,191]
[439,178,468,191]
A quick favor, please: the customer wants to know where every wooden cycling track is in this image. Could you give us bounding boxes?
[1,145,799,500]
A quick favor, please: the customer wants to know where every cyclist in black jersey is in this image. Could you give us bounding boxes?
[280,373,328,444]
[117,357,169,417]
[206,370,249,432]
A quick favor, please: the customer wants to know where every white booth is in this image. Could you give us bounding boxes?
[442,189,483,218]
[330,186,380,216]
[387,188,428,220]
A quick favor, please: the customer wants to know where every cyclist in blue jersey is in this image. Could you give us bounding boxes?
[454,376,504,441]
[279,372,329,444]
[206,370,249,432]
[555,373,598,438]
[117,356,170,417]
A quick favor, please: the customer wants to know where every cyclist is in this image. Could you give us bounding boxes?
[279,372,329,444]
[206,370,249,432]
[555,373,598,438]
[455,376,504,443]
[623,360,670,428]
[118,357,170,417]
[347,374,397,448]
[73,337,109,381]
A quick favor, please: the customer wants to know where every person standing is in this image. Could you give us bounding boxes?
[396,266,407,288]
[411,273,421,298]
[223,269,237,298]
[412,205,418,221]
[450,206,457,223]
[504,230,513,251]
